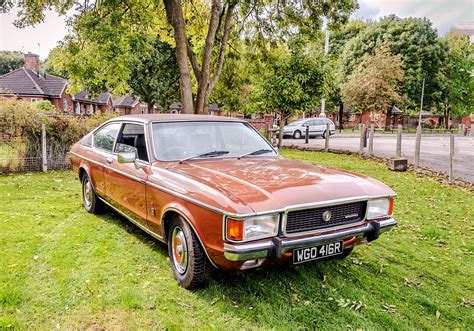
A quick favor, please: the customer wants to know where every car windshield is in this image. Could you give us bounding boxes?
[152,121,277,161]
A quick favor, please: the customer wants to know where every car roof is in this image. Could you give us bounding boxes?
[109,114,246,124]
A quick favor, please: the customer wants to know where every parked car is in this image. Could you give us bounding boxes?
[69,114,396,289]
[283,118,336,139]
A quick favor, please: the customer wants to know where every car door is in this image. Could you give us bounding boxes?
[91,122,122,195]
[103,122,150,227]
[314,119,326,135]
[306,120,317,135]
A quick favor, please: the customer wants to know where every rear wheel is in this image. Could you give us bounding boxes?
[81,173,104,214]
[167,216,211,289]
[293,130,302,139]
[322,130,329,139]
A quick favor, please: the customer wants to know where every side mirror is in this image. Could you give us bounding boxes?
[117,152,137,164]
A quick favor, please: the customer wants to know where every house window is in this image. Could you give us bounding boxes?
[31,98,38,103]
[349,113,355,122]
[75,103,80,115]
[63,99,68,112]
[141,105,147,114]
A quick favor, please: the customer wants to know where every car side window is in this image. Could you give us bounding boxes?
[93,123,121,152]
[115,123,149,162]
[315,119,324,126]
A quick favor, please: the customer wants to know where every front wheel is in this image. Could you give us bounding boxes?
[322,130,329,139]
[167,216,211,289]
[293,130,302,139]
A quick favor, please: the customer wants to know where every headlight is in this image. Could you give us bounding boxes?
[367,197,394,220]
[226,214,279,241]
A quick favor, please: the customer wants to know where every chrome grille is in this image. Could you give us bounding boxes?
[285,201,366,234]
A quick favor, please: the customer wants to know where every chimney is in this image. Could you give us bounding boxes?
[24,53,40,73]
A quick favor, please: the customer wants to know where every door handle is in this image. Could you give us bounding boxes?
[105,157,114,164]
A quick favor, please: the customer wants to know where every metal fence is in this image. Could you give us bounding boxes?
[0,123,70,173]
[280,123,474,186]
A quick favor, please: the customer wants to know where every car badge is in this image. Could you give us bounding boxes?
[322,210,332,222]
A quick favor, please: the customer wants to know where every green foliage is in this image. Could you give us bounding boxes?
[0,98,114,164]
[0,153,472,328]
[341,45,404,113]
[128,36,180,109]
[341,15,449,110]
[31,100,56,113]
[0,51,24,75]
[440,31,474,117]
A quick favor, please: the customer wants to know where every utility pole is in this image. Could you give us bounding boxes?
[417,78,425,128]
[319,24,329,118]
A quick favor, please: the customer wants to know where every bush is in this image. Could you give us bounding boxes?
[0,98,117,161]
[31,100,56,113]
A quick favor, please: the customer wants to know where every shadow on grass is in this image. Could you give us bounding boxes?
[98,208,351,327]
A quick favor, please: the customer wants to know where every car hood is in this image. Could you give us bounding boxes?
[151,157,394,215]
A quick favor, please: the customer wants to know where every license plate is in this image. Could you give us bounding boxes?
[293,241,343,264]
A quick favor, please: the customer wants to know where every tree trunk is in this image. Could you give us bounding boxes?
[338,102,344,131]
[194,0,222,114]
[443,103,448,129]
[385,106,392,131]
[147,101,154,114]
[277,114,288,149]
[164,0,193,114]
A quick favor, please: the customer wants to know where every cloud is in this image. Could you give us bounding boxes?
[354,0,474,35]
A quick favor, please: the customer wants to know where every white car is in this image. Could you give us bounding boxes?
[283,118,336,139]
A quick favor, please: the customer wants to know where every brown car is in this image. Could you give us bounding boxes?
[70,114,397,289]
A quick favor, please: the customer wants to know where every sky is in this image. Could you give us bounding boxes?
[0,0,473,60]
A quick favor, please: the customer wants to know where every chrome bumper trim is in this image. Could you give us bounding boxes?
[224,218,397,261]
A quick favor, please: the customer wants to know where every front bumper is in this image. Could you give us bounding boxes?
[224,218,396,261]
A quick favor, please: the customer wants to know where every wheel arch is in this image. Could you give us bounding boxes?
[161,207,218,268]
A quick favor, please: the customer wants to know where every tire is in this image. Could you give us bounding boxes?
[336,247,354,259]
[322,130,328,139]
[167,216,212,289]
[293,130,302,139]
[81,173,104,214]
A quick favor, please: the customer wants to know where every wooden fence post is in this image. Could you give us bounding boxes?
[41,123,47,172]
[359,124,366,154]
[396,124,402,157]
[460,124,466,136]
[367,124,374,156]
[449,132,454,182]
[324,123,330,152]
[414,126,422,169]
[470,124,474,137]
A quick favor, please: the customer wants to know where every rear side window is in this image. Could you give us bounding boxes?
[93,122,121,152]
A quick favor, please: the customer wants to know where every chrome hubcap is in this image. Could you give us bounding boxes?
[83,178,92,208]
[171,227,188,274]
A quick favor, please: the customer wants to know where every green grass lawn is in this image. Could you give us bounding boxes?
[1,150,473,329]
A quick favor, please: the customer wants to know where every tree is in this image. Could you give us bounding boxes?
[263,49,326,148]
[341,16,449,111]
[439,30,474,127]
[1,0,357,114]
[0,51,24,75]
[341,45,404,129]
[128,36,180,111]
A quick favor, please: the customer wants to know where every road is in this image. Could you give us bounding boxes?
[282,133,474,183]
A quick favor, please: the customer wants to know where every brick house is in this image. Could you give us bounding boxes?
[72,91,113,115]
[0,53,73,111]
[113,95,147,115]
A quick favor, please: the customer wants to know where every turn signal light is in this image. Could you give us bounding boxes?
[388,197,394,216]
[226,218,243,241]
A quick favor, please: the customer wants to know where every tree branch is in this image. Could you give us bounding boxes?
[209,3,235,92]
[186,40,201,81]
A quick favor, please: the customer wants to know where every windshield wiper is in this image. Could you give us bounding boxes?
[179,150,229,164]
[237,149,274,159]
